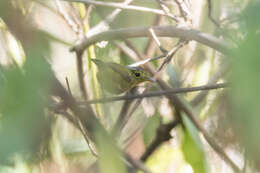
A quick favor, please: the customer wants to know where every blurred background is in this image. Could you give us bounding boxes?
[0,0,259,173]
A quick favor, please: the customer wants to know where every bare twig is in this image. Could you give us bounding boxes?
[76,51,88,99]
[71,25,232,54]
[207,0,221,27]
[155,0,180,22]
[191,62,229,106]
[61,0,178,20]
[65,77,72,96]
[141,119,179,161]
[119,96,144,133]
[55,0,81,35]
[144,15,164,57]
[174,0,190,22]
[124,39,166,67]
[148,28,168,54]
[155,40,187,73]
[82,83,227,104]
[125,154,152,173]
[177,100,241,172]
[64,78,97,157]
[87,0,134,37]
[77,119,98,157]
[111,90,136,136]
[83,4,93,25]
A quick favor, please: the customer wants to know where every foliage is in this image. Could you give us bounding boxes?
[0,0,259,173]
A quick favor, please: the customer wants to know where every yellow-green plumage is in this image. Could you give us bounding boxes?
[91,59,153,94]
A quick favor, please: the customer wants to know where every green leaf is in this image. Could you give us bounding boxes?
[142,112,160,146]
[181,115,208,173]
[231,1,260,165]
[95,129,126,173]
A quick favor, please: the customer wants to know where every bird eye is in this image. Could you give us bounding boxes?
[135,72,140,77]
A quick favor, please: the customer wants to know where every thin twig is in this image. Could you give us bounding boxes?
[144,15,164,57]
[82,83,228,104]
[119,96,144,133]
[111,90,136,136]
[65,77,72,96]
[86,0,134,37]
[155,0,180,22]
[61,0,178,20]
[124,154,152,173]
[177,100,242,172]
[55,0,81,35]
[174,0,190,22]
[64,77,98,157]
[207,0,221,27]
[56,109,98,157]
[148,28,168,54]
[126,50,165,68]
[77,119,98,157]
[76,51,88,99]
[141,119,179,161]
[191,62,229,106]
[155,40,187,73]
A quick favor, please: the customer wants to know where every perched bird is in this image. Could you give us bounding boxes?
[91,59,154,94]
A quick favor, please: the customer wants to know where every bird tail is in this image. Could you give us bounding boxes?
[90,58,106,67]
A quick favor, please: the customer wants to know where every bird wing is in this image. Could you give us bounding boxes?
[107,62,132,83]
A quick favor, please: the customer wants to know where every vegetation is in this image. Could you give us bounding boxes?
[0,0,259,173]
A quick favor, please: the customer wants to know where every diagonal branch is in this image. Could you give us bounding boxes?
[141,119,180,161]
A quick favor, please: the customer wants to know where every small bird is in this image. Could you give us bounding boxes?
[91,59,154,94]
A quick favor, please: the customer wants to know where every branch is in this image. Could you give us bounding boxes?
[71,25,232,54]
[155,0,180,22]
[141,119,180,161]
[174,0,191,22]
[87,0,134,37]
[207,0,221,27]
[55,0,81,36]
[76,51,88,99]
[191,62,229,106]
[111,89,137,136]
[82,83,228,104]
[177,100,242,172]
[61,0,177,20]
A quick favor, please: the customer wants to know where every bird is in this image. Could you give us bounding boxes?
[91,59,154,94]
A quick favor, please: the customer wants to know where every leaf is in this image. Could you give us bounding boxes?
[231,1,260,166]
[181,115,208,173]
[142,112,161,146]
[95,129,126,173]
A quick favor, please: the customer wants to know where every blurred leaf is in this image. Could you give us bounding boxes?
[142,112,160,146]
[0,11,52,162]
[96,129,126,173]
[181,115,208,173]
[166,64,181,88]
[0,57,51,163]
[231,1,260,167]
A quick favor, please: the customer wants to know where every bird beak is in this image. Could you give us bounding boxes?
[147,77,156,82]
